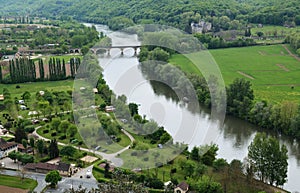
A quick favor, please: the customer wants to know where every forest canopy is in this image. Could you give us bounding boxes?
[0,0,299,31]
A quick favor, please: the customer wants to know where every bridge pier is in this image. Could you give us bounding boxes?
[107,48,111,56]
[134,47,138,56]
[120,48,124,56]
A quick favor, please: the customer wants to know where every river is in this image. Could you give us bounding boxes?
[88,24,300,192]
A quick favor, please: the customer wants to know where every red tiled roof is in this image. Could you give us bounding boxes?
[25,163,57,171]
[0,139,17,151]
[176,182,189,191]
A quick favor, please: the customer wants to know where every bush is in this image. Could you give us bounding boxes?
[51,132,57,136]
[143,157,149,161]
[16,85,20,89]
[170,168,177,173]
[131,151,138,156]
[58,135,66,140]
[43,129,49,134]
[24,125,35,133]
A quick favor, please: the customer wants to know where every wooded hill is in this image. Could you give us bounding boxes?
[0,0,299,31]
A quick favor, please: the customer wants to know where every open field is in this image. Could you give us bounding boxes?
[250,25,300,36]
[0,174,37,191]
[170,44,300,103]
[0,79,74,99]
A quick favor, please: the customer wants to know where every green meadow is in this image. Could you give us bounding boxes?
[170,44,300,104]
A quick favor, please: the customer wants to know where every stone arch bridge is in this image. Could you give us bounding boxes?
[91,45,141,56]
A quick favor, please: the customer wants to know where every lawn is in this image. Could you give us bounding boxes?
[0,174,37,191]
[170,44,300,103]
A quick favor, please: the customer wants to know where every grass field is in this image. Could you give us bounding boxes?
[0,174,37,191]
[0,79,74,99]
[250,25,300,36]
[170,44,300,103]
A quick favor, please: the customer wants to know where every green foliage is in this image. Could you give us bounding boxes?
[45,170,62,188]
[226,78,254,120]
[248,132,288,186]
[195,175,223,193]
[60,145,76,158]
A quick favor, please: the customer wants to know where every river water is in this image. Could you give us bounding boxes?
[89,24,300,192]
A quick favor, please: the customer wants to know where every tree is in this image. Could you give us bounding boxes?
[248,133,288,186]
[49,139,59,159]
[194,175,223,193]
[128,103,139,117]
[51,118,61,131]
[22,139,27,149]
[45,170,62,188]
[256,31,264,38]
[22,91,31,102]
[60,145,76,159]
[8,151,18,163]
[29,137,35,155]
[67,170,148,193]
[36,139,44,155]
[190,146,200,161]
[14,127,27,143]
[58,121,70,133]
[19,154,34,164]
[227,78,254,120]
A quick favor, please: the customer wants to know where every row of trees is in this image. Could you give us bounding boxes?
[1,57,81,83]
[8,58,36,83]
[285,32,300,55]
[194,33,256,49]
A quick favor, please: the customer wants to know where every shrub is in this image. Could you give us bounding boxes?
[51,132,57,136]
[58,135,67,140]
[170,168,177,173]
[24,125,35,133]
[43,129,49,134]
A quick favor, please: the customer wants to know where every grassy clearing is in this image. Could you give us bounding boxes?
[170,44,300,103]
[0,80,74,99]
[0,174,37,191]
[250,25,300,36]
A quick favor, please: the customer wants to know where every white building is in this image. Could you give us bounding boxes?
[0,138,18,159]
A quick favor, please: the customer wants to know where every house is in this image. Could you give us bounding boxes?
[17,144,33,154]
[174,182,189,193]
[24,162,74,176]
[39,91,45,96]
[18,100,25,104]
[93,88,98,93]
[105,106,115,113]
[0,95,4,101]
[20,105,27,110]
[0,138,18,159]
[191,20,212,34]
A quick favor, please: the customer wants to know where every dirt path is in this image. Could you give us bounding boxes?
[237,71,255,80]
[276,64,289,72]
[0,185,28,193]
[282,44,300,62]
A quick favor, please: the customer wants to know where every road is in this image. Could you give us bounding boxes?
[1,169,98,193]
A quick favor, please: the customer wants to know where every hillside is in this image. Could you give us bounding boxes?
[0,0,299,30]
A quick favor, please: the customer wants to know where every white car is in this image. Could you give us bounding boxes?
[86,169,92,178]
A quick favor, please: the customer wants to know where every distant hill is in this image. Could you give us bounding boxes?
[0,0,299,30]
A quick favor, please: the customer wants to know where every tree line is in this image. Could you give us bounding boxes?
[1,0,298,32]
[1,57,81,83]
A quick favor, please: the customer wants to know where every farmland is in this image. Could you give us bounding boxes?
[170,44,300,103]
